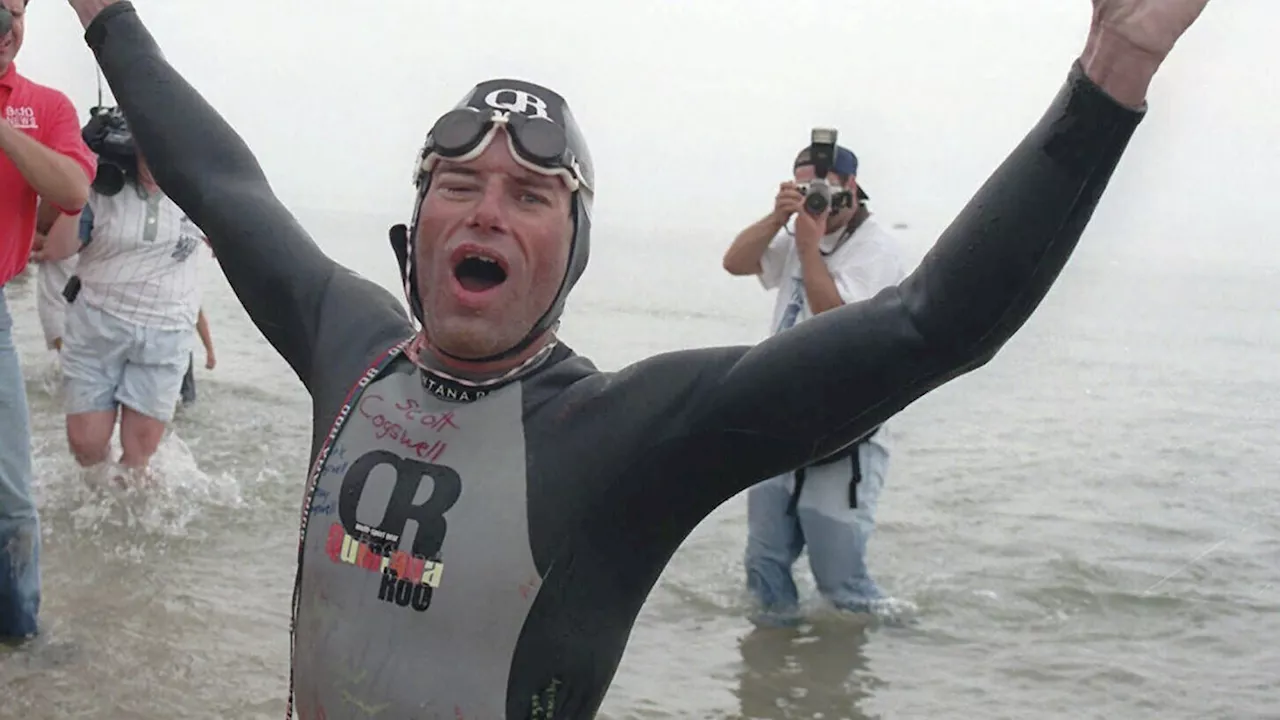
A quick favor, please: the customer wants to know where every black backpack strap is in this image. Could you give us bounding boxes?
[786,426,880,513]
[848,448,863,509]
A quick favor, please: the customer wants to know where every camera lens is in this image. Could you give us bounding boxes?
[804,192,829,215]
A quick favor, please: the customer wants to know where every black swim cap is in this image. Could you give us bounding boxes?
[389,78,594,364]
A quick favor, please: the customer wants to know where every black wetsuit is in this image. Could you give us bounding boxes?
[85,4,1144,718]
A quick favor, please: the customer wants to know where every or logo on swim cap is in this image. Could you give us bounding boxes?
[483,88,551,121]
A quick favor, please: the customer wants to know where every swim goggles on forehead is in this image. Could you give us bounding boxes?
[415,108,589,194]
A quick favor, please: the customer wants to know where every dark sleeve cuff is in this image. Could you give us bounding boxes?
[1040,59,1147,178]
[83,0,138,50]
[1067,57,1148,117]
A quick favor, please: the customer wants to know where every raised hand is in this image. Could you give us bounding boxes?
[66,0,118,29]
[1081,0,1215,108]
[1091,0,1213,60]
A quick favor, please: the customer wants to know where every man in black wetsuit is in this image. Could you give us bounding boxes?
[66,0,1215,717]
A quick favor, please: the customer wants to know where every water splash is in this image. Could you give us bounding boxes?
[36,427,247,545]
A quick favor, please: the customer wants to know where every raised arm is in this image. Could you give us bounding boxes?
[687,4,1210,485]
[722,183,803,277]
[70,1,402,390]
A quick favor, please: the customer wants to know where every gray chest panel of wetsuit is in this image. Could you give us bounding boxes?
[293,359,538,719]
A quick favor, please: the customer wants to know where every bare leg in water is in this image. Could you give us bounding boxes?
[118,406,165,472]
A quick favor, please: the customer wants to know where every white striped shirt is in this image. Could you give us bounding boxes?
[76,183,204,330]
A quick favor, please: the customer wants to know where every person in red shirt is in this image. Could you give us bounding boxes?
[0,0,95,642]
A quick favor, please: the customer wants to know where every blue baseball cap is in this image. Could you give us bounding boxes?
[794,144,870,201]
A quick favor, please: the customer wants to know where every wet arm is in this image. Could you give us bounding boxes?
[691,62,1145,481]
[77,2,353,388]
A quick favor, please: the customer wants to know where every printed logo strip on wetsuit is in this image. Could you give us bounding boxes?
[285,338,410,720]
[406,331,560,404]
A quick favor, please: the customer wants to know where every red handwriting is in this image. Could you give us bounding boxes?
[393,399,460,432]
[358,394,454,461]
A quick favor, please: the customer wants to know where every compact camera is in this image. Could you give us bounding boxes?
[794,126,856,216]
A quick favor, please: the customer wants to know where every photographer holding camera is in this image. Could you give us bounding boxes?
[36,106,209,477]
[723,131,907,622]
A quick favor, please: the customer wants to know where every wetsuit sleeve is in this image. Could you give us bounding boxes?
[80,2,410,396]
[687,61,1145,481]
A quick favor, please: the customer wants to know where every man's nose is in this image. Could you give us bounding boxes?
[466,178,510,234]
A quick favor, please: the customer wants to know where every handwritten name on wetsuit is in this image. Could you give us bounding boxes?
[356,395,460,461]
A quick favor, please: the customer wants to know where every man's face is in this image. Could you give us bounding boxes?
[414,130,574,361]
[793,165,859,233]
[0,0,26,71]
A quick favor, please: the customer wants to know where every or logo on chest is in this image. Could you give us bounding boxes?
[324,451,460,612]
[4,106,38,131]
[316,397,466,614]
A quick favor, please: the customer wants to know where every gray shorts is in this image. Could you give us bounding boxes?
[60,301,195,423]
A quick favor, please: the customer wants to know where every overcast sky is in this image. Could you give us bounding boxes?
[17,0,1278,269]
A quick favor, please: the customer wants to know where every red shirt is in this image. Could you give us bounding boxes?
[0,63,97,287]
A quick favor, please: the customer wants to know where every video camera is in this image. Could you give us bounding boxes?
[81,106,137,196]
[794,127,854,216]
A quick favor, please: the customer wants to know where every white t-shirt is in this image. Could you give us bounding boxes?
[757,215,908,452]
[759,215,907,336]
[76,184,205,330]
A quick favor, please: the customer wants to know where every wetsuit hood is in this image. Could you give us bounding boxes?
[389,78,595,365]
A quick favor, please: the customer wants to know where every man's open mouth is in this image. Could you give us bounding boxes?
[453,253,508,293]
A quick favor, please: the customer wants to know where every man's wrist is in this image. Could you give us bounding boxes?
[1079,27,1162,110]
[796,238,823,263]
[73,0,121,30]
